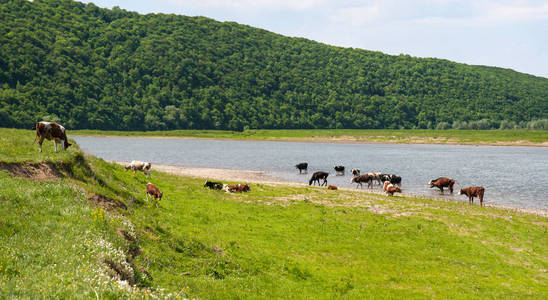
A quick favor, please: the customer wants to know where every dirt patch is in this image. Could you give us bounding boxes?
[89,193,127,210]
[0,161,67,180]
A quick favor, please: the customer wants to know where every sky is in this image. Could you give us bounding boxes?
[80,0,548,78]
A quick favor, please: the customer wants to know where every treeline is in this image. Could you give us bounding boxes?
[1,0,548,131]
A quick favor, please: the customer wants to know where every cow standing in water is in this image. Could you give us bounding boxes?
[459,186,485,206]
[429,177,456,194]
[33,121,71,152]
[295,162,308,174]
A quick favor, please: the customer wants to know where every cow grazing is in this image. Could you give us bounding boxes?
[334,165,345,176]
[223,183,251,193]
[459,186,485,206]
[125,161,152,177]
[351,169,360,176]
[429,177,456,193]
[383,181,402,195]
[327,185,338,190]
[33,121,71,152]
[295,162,308,174]
[309,171,329,186]
[145,183,163,207]
[351,174,373,189]
[204,180,223,190]
[386,185,402,196]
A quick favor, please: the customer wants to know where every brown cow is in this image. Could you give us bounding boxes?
[459,186,485,206]
[33,121,71,152]
[327,185,338,190]
[145,183,163,207]
[429,177,456,193]
[351,174,373,189]
[383,181,402,195]
[223,184,250,193]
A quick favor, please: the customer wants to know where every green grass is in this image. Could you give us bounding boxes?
[71,129,548,145]
[1,128,547,298]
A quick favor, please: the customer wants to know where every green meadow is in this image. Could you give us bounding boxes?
[71,129,548,145]
[0,128,546,298]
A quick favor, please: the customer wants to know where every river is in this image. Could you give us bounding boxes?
[73,136,548,210]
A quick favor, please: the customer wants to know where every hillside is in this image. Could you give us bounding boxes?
[1,128,547,298]
[1,0,548,131]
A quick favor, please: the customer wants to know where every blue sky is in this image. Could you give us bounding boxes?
[81,0,548,78]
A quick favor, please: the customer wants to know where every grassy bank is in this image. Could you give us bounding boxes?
[71,129,548,145]
[1,128,547,298]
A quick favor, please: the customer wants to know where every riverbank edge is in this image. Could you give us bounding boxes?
[74,134,548,147]
[114,161,548,218]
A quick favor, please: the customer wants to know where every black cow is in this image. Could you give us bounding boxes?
[204,180,223,190]
[309,171,329,186]
[295,162,308,174]
[334,165,345,176]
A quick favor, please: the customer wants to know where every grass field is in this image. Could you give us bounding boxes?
[70,128,548,145]
[1,128,547,298]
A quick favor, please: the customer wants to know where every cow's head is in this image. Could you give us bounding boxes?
[64,141,72,149]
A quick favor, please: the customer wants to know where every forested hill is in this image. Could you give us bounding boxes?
[1,0,547,130]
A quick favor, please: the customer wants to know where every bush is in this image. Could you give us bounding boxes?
[435,122,451,130]
[527,119,548,130]
[499,120,517,130]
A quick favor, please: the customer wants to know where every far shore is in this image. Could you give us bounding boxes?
[114,161,548,217]
[75,134,548,147]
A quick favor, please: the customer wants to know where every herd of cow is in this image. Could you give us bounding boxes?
[31,121,485,207]
[296,162,486,206]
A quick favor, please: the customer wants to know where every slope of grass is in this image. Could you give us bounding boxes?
[0,128,547,298]
[71,129,548,145]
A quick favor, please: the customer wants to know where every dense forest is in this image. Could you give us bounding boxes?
[1,0,548,131]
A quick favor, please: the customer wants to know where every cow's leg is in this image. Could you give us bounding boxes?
[439,187,444,193]
[38,137,44,152]
[479,195,483,206]
[54,140,58,152]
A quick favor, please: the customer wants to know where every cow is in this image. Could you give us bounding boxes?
[327,185,338,190]
[125,161,152,178]
[145,183,163,207]
[383,181,401,195]
[309,171,329,186]
[429,177,456,193]
[334,165,345,176]
[223,183,250,193]
[390,175,402,187]
[351,169,361,176]
[33,121,71,152]
[367,172,382,185]
[386,185,402,196]
[295,162,308,174]
[459,186,485,206]
[351,174,373,189]
[379,173,392,184]
[204,180,223,190]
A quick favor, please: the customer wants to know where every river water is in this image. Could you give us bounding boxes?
[73,136,548,210]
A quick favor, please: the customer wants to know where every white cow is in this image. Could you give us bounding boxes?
[125,160,152,177]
